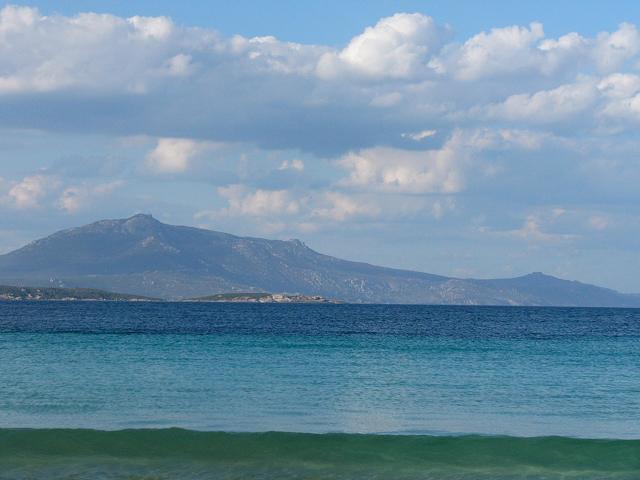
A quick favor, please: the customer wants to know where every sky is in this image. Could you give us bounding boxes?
[1,1,640,292]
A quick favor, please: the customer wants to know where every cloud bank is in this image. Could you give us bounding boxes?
[2,5,640,153]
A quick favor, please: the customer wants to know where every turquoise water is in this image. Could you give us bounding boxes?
[1,302,639,478]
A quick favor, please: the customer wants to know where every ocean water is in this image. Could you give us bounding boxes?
[1,302,639,479]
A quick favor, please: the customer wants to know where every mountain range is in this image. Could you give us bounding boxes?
[0,214,638,306]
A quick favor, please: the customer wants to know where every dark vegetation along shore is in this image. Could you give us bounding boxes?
[0,285,155,301]
[0,285,337,303]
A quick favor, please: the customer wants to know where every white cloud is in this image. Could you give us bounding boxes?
[597,73,640,98]
[58,180,124,213]
[433,23,610,82]
[232,35,328,75]
[442,22,546,81]
[216,185,300,216]
[278,159,304,171]
[1,173,124,213]
[0,7,218,95]
[537,32,589,71]
[311,192,380,221]
[481,211,578,244]
[597,73,640,122]
[197,187,450,235]
[3,174,60,209]
[337,129,537,194]
[317,13,448,79]
[3,6,640,153]
[588,215,610,230]
[593,23,640,72]
[145,138,211,174]
[127,15,174,41]
[338,145,463,194]
[164,53,194,77]
[0,5,37,33]
[510,215,576,242]
[485,80,598,122]
[401,129,436,141]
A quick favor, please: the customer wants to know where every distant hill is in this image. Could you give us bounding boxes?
[0,214,638,306]
[0,285,154,301]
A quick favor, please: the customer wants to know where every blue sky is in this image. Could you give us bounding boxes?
[1,1,640,291]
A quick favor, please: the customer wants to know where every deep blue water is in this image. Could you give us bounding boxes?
[1,302,639,478]
[2,301,640,337]
[1,302,639,437]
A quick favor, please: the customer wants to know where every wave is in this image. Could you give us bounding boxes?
[1,428,639,479]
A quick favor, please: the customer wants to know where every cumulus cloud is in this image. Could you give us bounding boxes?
[596,73,640,123]
[164,53,194,77]
[484,80,599,123]
[440,22,547,81]
[127,15,174,40]
[338,146,463,194]
[3,5,640,156]
[311,192,380,221]
[278,159,304,171]
[196,186,449,237]
[593,23,640,72]
[230,35,328,75]
[515,216,548,240]
[2,174,60,209]
[598,73,640,99]
[478,208,579,244]
[336,128,544,194]
[58,180,124,213]
[508,215,577,242]
[317,13,448,79]
[145,138,212,174]
[216,185,301,216]
[1,172,125,214]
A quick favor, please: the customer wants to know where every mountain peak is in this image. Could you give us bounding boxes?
[288,239,307,247]
[0,216,637,306]
[527,271,549,278]
[120,213,162,233]
[124,213,158,224]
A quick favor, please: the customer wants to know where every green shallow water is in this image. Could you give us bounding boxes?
[1,428,639,479]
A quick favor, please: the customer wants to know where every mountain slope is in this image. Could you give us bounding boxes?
[0,214,637,306]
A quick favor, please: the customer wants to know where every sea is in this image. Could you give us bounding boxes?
[0,301,639,479]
